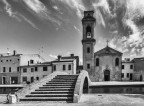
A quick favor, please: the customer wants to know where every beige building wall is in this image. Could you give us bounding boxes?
[0,54,20,84]
[52,60,77,74]
[122,62,134,81]
[0,52,46,84]
[20,65,52,83]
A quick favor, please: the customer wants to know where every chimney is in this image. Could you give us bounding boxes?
[28,61,29,66]
[13,50,17,55]
[57,55,61,61]
[70,54,74,57]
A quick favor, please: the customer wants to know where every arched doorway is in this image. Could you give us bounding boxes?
[83,77,89,93]
[104,70,110,81]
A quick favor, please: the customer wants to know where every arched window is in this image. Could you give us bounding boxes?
[86,26,91,38]
[86,26,91,33]
[96,58,99,66]
[87,47,90,53]
[115,58,119,66]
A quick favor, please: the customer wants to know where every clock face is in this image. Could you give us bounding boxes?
[87,32,91,38]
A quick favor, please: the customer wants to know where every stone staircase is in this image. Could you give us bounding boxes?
[19,75,78,103]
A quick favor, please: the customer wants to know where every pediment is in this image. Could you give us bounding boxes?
[95,46,122,56]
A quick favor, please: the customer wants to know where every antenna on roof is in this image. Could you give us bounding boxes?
[7,48,10,56]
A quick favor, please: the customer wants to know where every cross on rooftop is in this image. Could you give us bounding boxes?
[106,40,109,46]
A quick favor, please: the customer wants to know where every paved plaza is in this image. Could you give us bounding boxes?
[1,94,144,106]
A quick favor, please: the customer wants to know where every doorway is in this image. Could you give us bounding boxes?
[11,77,18,84]
[130,73,133,80]
[2,77,6,84]
[140,75,143,81]
[104,70,110,81]
[31,77,34,83]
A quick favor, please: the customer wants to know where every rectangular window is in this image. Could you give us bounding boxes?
[68,64,71,70]
[43,67,47,71]
[36,77,39,80]
[23,77,27,82]
[87,47,90,53]
[23,68,27,73]
[121,73,124,78]
[3,67,6,72]
[17,67,19,72]
[87,64,90,69]
[127,73,129,78]
[53,65,56,71]
[122,65,124,69]
[35,67,38,71]
[31,68,34,72]
[30,60,34,64]
[130,65,133,69]
[9,67,11,72]
[63,65,66,70]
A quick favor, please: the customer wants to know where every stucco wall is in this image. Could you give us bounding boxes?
[122,62,134,81]
[0,55,21,84]
[52,60,76,74]
[93,55,122,82]
[133,59,144,81]
[0,72,21,84]
[20,65,52,83]
[0,55,20,73]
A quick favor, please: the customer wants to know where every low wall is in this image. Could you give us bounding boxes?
[17,71,68,99]
[73,70,91,103]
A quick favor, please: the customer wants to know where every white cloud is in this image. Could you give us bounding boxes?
[93,0,111,14]
[23,0,62,26]
[2,0,21,22]
[49,54,57,59]
[23,0,49,15]
[59,0,85,18]
[74,25,81,33]
[53,5,59,11]
[20,15,39,30]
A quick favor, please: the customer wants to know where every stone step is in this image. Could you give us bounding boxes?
[39,86,75,89]
[52,78,77,80]
[26,94,73,97]
[54,76,78,78]
[49,80,76,82]
[31,91,73,94]
[51,79,77,81]
[55,76,78,78]
[43,84,75,86]
[20,97,73,102]
[35,88,74,91]
[56,75,78,76]
[46,82,76,84]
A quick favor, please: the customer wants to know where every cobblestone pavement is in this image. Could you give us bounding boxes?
[1,94,144,106]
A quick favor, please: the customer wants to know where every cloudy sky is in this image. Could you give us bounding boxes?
[0,0,144,62]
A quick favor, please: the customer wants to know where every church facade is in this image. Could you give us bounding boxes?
[82,11,123,82]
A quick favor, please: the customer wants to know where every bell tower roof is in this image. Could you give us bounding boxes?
[82,10,96,22]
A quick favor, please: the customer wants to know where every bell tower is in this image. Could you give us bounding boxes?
[82,11,96,76]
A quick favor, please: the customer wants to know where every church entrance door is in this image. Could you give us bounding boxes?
[104,70,110,81]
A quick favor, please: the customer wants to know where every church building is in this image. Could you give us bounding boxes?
[82,11,123,82]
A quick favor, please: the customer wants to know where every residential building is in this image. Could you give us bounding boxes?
[132,58,144,81]
[0,50,46,84]
[51,54,79,74]
[122,58,134,81]
[20,63,52,84]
